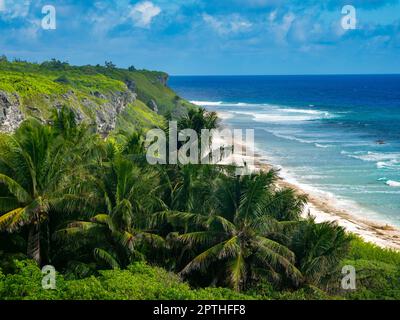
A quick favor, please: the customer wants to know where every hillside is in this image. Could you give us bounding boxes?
[0,58,194,134]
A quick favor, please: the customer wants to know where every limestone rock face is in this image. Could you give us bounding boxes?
[93,90,136,134]
[124,79,137,93]
[0,91,24,133]
[148,99,159,113]
[0,88,137,135]
[156,74,168,87]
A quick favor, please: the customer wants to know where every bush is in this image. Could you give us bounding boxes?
[54,75,71,85]
[58,277,110,300]
[245,279,335,300]
[0,260,59,300]
[347,238,400,265]
[0,260,257,300]
[337,239,400,300]
[340,259,400,300]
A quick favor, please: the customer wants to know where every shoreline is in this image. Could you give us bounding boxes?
[214,114,400,251]
[258,160,400,251]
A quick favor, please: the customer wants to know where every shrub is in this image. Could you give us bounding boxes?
[347,238,400,265]
[336,239,400,300]
[54,75,71,85]
[0,260,257,300]
[340,259,400,300]
[0,260,59,300]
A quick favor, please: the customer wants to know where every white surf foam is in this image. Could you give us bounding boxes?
[253,113,323,122]
[315,143,333,148]
[217,111,234,120]
[376,160,399,170]
[192,101,336,123]
[344,151,400,170]
[276,108,328,115]
[262,129,336,149]
[233,110,333,123]
[190,100,267,107]
[386,180,400,187]
[190,100,224,106]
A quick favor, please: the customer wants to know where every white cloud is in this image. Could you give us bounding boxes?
[266,11,295,44]
[0,0,41,40]
[203,14,252,35]
[268,10,277,23]
[1,0,31,19]
[129,1,161,28]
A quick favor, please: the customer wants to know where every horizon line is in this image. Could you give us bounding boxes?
[170,73,400,77]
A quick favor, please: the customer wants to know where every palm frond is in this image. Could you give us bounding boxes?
[91,214,112,225]
[228,253,246,291]
[94,248,120,269]
[139,232,165,248]
[54,221,104,239]
[206,215,236,234]
[180,238,235,275]
[178,231,223,247]
[254,238,303,285]
[152,211,207,229]
[0,208,24,231]
[0,174,31,203]
[255,236,296,262]
[0,196,20,213]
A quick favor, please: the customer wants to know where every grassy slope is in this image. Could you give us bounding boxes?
[116,99,166,132]
[94,67,195,117]
[0,60,192,131]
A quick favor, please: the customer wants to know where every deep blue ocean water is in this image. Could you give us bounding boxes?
[169,75,400,226]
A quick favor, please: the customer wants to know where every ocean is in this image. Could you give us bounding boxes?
[169,75,400,227]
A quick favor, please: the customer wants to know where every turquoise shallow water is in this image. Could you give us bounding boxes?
[170,75,400,227]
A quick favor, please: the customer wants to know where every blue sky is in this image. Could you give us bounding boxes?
[0,0,399,75]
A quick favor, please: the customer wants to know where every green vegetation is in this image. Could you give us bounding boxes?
[0,59,399,300]
[0,59,191,132]
[96,67,194,117]
[164,171,305,291]
[115,100,165,133]
[0,260,255,300]
[340,239,400,300]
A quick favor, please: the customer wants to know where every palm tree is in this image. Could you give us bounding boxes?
[160,108,219,165]
[0,115,93,265]
[114,129,147,156]
[158,164,222,214]
[158,170,305,291]
[57,155,164,269]
[178,108,219,135]
[50,106,105,163]
[290,219,351,287]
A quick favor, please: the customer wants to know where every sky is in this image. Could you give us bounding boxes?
[0,0,400,75]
